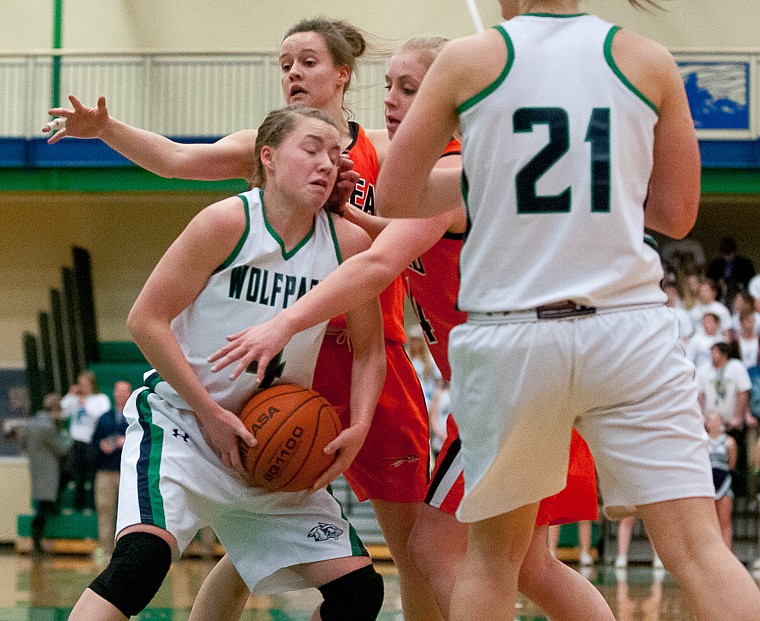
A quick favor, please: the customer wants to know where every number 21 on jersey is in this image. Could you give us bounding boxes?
[514,106,610,214]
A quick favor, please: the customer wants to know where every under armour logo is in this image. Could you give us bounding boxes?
[308,522,343,542]
[172,429,189,442]
[382,454,421,468]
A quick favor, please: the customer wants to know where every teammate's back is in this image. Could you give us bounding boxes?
[458,14,664,313]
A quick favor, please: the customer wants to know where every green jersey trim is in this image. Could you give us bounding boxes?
[604,26,658,114]
[457,24,514,114]
[326,211,343,264]
[326,484,369,558]
[523,12,588,18]
[135,390,166,529]
[261,189,316,260]
[215,193,252,273]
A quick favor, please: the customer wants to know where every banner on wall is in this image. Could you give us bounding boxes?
[676,56,754,139]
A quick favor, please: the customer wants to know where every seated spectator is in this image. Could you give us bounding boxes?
[91,380,131,558]
[707,236,756,308]
[705,413,737,550]
[690,277,732,336]
[60,371,111,511]
[663,280,694,345]
[738,311,760,369]
[686,312,724,370]
[732,290,760,336]
[660,232,706,275]
[6,394,72,555]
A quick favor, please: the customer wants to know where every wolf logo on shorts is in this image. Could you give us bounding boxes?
[308,522,344,542]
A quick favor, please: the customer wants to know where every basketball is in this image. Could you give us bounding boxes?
[238,384,342,492]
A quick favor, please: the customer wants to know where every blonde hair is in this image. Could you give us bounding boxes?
[251,105,338,189]
[397,37,449,71]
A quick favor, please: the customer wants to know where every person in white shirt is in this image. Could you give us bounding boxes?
[690,277,732,335]
[738,311,760,369]
[60,370,111,510]
[697,342,754,430]
[687,313,725,370]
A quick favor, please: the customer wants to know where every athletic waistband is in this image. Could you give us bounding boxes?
[468,301,664,324]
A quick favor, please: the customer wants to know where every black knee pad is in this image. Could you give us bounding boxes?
[89,532,172,618]
[318,564,384,621]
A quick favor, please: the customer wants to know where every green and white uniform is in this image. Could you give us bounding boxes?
[118,189,367,593]
[448,14,712,522]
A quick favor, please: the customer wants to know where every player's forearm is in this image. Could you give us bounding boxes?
[342,205,390,240]
[348,338,386,432]
[345,297,386,432]
[276,252,400,335]
[100,118,192,179]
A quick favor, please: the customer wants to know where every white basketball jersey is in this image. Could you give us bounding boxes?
[152,188,342,414]
[457,14,666,312]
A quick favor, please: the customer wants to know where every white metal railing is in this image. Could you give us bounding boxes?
[1,50,390,138]
[1,48,759,140]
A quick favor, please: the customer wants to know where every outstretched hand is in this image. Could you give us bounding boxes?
[209,318,292,383]
[325,155,360,215]
[42,95,110,144]
[310,424,368,491]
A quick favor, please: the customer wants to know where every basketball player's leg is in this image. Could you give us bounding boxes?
[518,525,614,621]
[295,555,383,621]
[318,337,440,621]
[188,555,249,621]
[715,493,733,549]
[577,307,760,619]
[69,524,175,620]
[408,502,467,616]
[372,499,444,621]
[449,503,539,621]
[640,497,760,620]
[190,552,383,621]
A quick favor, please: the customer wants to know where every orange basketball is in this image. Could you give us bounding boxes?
[238,384,342,492]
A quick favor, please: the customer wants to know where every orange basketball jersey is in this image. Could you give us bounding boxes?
[329,122,406,343]
[404,139,465,379]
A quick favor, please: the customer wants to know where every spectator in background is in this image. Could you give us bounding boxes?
[662,279,694,345]
[675,271,702,316]
[705,412,737,550]
[707,236,756,308]
[548,520,595,568]
[698,342,755,498]
[732,290,760,336]
[697,342,753,430]
[686,312,724,370]
[614,516,663,570]
[6,394,72,555]
[690,277,732,336]
[60,371,111,511]
[660,232,706,275]
[737,311,760,370]
[91,380,131,558]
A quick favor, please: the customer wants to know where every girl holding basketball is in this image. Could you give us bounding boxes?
[209,36,613,621]
[46,18,440,621]
[67,105,386,621]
